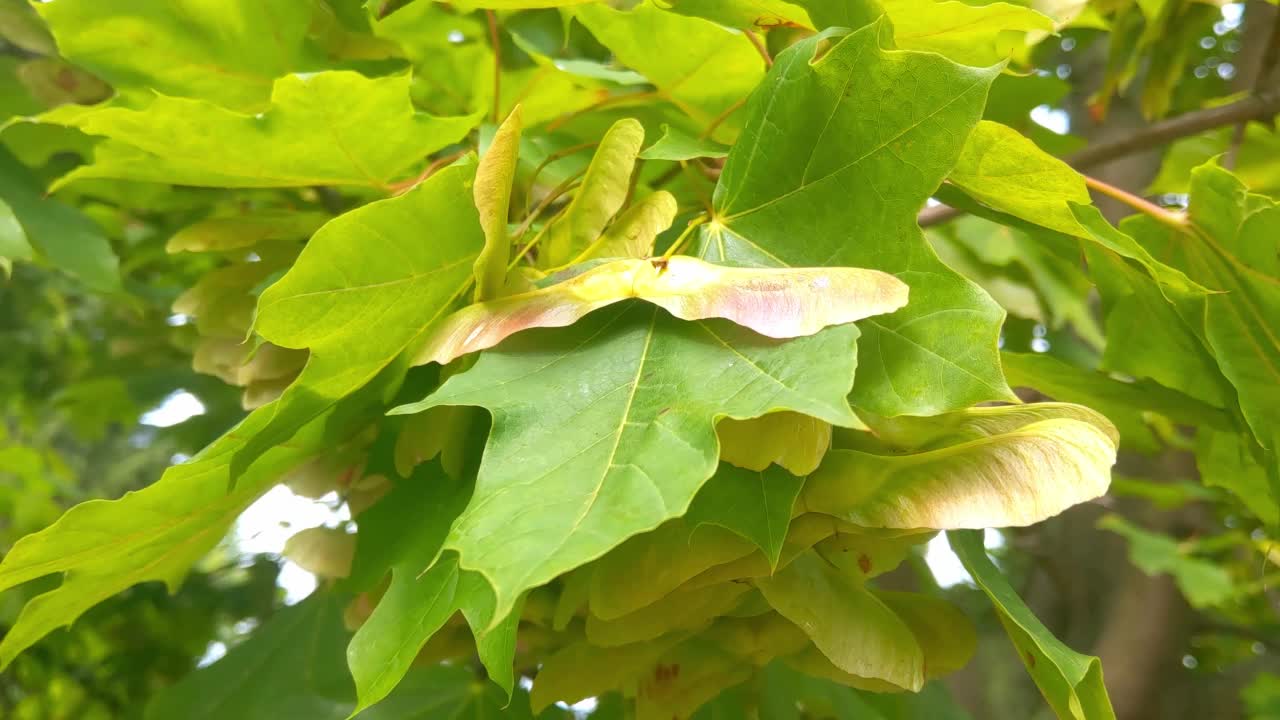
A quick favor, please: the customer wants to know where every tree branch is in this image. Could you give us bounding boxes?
[919,89,1280,227]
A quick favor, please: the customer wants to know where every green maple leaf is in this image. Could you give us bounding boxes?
[391,303,863,625]
[575,2,764,141]
[166,211,330,254]
[1002,351,1231,453]
[35,0,312,110]
[233,163,484,476]
[685,462,807,568]
[0,368,396,667]
[1097,514,1236,608]
[950,531,1115,720]
[699,21,1015,416]
[878,0,1051,65]
[344,464,524,714]
[31,72,478,190]
[145,593,355,720]
[1128,164,1280,469]
[0,147,118,291]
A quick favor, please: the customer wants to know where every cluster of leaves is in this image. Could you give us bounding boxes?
[0,0,1278,718]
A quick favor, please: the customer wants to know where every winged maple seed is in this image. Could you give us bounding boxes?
[414,255,909,366]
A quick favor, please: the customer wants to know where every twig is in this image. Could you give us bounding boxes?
[525,141,597,213]
[388,148,469,196]
[513,172,582,237]
[651,162,685,190]
[1064,89,1280,169]
[486,10,502,124]
[509,205,568,269]
[920,89,1280,227]
[546,90,656,133]
[1229,11,1280,169]
[744,30,773,68]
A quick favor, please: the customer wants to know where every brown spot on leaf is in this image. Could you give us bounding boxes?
[857,553,872,574]
[1026,651,1037,668]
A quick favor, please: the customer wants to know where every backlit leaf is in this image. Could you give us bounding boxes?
[881,0,1052,65]
[639,124,729,162]
[36,72,479,189]
[235,164,483,476]
[586,191,679,260]
[716,412,834,476]
[0,371,394,666]
[0,147,118,291]
[166,211,330,254]
[576,3,764,141]
[36,0,311,109]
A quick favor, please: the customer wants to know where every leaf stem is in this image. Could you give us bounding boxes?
[388,149,469,196]
[516,171,583,234]
[701,96,748,140]
[660,213,709,260]
[509,205,569,269]
[920,88,1280,227]
[1082,175,1188,231]
[486,10,502,124]
[525,141,597,214]
[744,30,773,69]
[545,90,657,133]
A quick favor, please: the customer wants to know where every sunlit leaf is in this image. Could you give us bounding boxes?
[34,73,479,189]
[716,412,834,476]
[35,0,312,109]
[576,2,764,141]
[234,164,483,476]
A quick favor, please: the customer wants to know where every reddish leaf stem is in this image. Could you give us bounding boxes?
[1082,175,1188,231]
